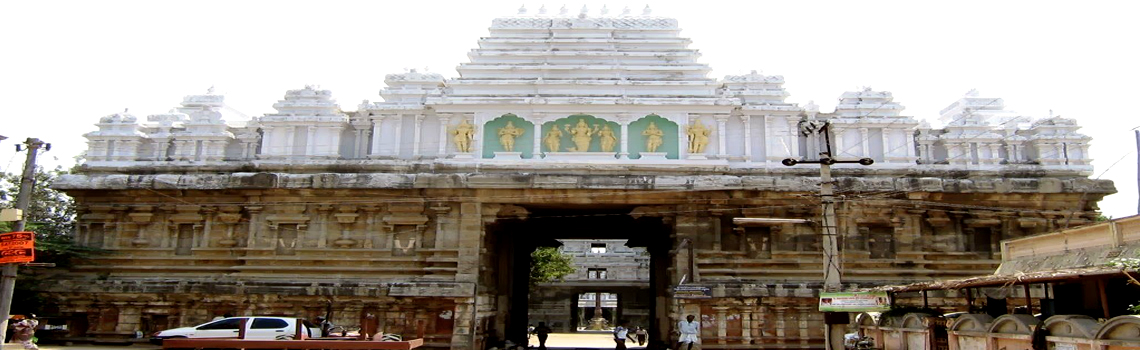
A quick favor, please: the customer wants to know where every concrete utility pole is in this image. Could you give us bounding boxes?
[0,138,47,342]
[1134,127,1139,215]
[783,122,872,350]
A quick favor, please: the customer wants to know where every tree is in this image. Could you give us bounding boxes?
[530,247,575,285]
[0,166,100,315]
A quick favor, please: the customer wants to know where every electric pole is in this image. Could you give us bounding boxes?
[0,138,48,343]
[783,122,872,350]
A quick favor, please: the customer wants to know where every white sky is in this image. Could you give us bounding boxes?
[0,0,1137,218]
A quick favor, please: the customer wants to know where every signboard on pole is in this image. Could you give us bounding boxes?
[819,291,890,312]
[0,232,35,264]
[673,285,712,299]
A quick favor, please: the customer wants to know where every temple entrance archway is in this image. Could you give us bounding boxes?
[484,206,674,349]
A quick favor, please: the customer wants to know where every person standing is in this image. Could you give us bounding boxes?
[534,322,552,349]
[12,315,39,350]
[675,315,700,350]
[613,320,629,350]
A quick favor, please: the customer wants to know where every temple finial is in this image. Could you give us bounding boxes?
[600,5,609,15]
[538,5,547,14]
[560,5,568,15]
[642,5,652,15]
[518,4,527,14]
[579,5,588,17]
[621,6,631,16]
[207,85,215,94]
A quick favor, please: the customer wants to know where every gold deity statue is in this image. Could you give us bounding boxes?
[543,124,564,152]
[686,121,711,154]
[642,121,664,153]
[450,118,475,153]
[564,119,597,152]
[597,124,617,152]
[497,121,525,152]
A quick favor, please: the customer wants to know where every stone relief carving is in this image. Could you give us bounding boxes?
[686,121,711,154]
[642,122,664,152]
[497,121,525,152]
[543,124,564,152]
[564,119,597,152]
[597,124,617,152]
[450,118,475,153]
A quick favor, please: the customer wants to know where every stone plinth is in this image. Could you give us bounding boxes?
[638,152,668,161]
[493,152,523,160]
[542,152,618,161]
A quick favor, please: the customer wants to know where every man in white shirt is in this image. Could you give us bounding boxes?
[675,315,699,350]
[613,320,630,350]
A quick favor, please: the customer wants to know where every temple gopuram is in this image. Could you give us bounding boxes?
[48,5,1113,350]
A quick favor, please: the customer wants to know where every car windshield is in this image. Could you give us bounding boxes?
[197,318,246,330]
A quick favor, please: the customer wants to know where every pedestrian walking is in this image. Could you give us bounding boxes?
[613,320,629,350]
[675,315,699,350]
[635,326,647,346]
[534,322,552,349]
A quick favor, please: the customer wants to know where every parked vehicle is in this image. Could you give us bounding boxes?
[150,316,315,344]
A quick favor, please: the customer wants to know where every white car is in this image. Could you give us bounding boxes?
[151,316,315,344]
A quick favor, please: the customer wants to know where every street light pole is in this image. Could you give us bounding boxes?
[0,138,47,342]
[783,122,872,350]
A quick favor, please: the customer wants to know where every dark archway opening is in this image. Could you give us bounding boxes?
[487,206,673,349]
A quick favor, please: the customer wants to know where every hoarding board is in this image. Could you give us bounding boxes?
[818,291,890,312]
[673,285,712,299]
[0,231,35,264]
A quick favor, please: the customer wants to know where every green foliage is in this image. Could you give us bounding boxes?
[1,166,103,315]
[530,247,575,285]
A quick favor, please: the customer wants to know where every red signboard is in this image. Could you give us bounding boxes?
[0,231,35,264]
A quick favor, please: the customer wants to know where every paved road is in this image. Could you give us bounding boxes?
[14,332,648,350]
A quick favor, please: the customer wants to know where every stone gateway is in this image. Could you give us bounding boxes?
[52,6,1112,350]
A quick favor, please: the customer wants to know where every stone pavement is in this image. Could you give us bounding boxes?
[15,332,647,350]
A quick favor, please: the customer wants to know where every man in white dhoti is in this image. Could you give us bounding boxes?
[675,315,699,350]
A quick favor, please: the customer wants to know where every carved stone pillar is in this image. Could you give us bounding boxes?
[369,114,387,157]
[437,114,452,157]
[246,206,263,248]
[216,206,242,248]
[531,113,545,157]
[351,117,372,159]
[741,299,756,345]
[715,114,729,158]
[618,113,633,159]
[316,205,333,248]
[390,114,404,157]
[739,114,752,161]
[334,206,360,248]
[714,306,729,345]
[128,206,154,247]
[413,114,425,157]
[859,127,870,157]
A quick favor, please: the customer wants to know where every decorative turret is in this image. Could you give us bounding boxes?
[143,109,188,161]
[171,89,234,161]
[833,87,906,118]
[1026,114,1092,167]
[374,69,445,110]
[934,91,1009,166]
[84,109,145,162]
[259,85,347,159]
[721,71,792,106]
[828,88,918,165]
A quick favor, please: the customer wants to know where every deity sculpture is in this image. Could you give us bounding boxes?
[451,118,475,153]
[497,121,525,152]
[686,121,711,154]
[642,122,664,153]
[597,124,617,152]
[564,119,597,152]
[543,125,564,152]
